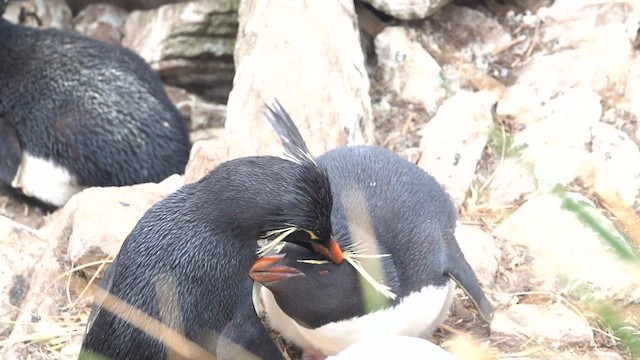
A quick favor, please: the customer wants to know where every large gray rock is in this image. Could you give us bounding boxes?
[72,3,129,45]
[418,91,495,206]
[223,0,374,159]
[2,0,72,29]
[588,122,640,207]
[0,217,48,335]
[493,193,640,302]
[361,0,452,20]
[46,175,184,280]
[455,224,500,287]
[515,1,634,102]
[374,26,445,113]
[0,246,71,359]
[491,302,594,349]
[65,0,189,13]
[428,4,512,63]
[184,139,232,184]
[123,0,238,102]
[164,86,227,143]
[513,88,601,190]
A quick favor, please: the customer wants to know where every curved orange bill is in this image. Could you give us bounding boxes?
[249,254,304,284]
[312,237,343,265]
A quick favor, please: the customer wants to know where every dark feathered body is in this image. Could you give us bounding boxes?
[81,155,335,360]
[0,18,190,205]
[320,145,456,296]
[254,102,493,356]
[258,146,461,327]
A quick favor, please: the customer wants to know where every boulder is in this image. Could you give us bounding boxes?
[72,3,129,45]
[123,0,238,102]
[223,0,375,159]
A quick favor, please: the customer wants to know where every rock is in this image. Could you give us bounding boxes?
[484,158,537,210]
[428,4,512,62]
[414,4,512,97]
[513,88,601,191]
[0,217,48,335]
[183,138,237,184]
[495,84,544,125]
[45,175,184,280]
[455,224,499,287]
[123,0,238,102]
[492,193,640,302]
[72,3,129,45]
[2,0,72,29]
[491,302,594,349]
[374,26,445,113]
[418,91,495,206]
[164,86,227,142]
[224,0,374,158]
[65,0,189,13]
[592,349,625,360]
[516,1,634,101]
[0,246,72,359]
[588,122,640,207]
[360,0,452,20]
[626,58,640,125]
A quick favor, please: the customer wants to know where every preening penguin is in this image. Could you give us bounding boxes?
[251,101,494,357]
[0,13,191,207]
[80,148,344,359]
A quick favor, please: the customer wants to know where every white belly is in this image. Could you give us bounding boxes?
[11,153,84,207]
[254,280,455,357]
[326,335,455,360]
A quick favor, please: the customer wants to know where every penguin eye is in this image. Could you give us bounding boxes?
[304,230,320,241]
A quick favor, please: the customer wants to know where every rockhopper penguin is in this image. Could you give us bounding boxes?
[79,142,344,358]
[0,10,191,207]
[250,101,494,357]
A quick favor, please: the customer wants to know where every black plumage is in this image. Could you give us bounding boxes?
[80,153,339,360]
[252,101,493,353]
[0,16,190,206]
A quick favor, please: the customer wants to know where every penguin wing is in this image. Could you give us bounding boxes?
[265,99,315,163]
[442,233,494,322]
[217,299,284,360]
[0,115,23,186]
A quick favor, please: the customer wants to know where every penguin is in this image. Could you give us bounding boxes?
[79,147,344,359]
[0,10,191,207]
[326,335,456,360]
[249,101,494,357]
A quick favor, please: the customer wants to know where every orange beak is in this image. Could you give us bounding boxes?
[311,237,343,265]
[249,254,304,283]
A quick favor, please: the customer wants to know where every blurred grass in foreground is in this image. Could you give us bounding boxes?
[554,187,640,358]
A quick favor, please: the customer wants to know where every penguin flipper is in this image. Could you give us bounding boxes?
[0,115,23,186]
[442,234,494,322]
[265,99,315,163]
[217,299,284,360]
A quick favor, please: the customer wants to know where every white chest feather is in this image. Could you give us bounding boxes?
[11,153,84,207]
[254,280,455,356]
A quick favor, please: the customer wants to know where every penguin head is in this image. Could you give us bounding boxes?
[259,157,343,264]
[250,243,397,328]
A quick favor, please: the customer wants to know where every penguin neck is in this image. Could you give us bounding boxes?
[255,281,455,357]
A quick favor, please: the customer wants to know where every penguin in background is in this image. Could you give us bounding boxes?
[0,3,191,207]
[79,138,344,359]
[249,101,494,357]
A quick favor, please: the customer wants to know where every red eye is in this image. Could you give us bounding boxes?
[318,270,329,276]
